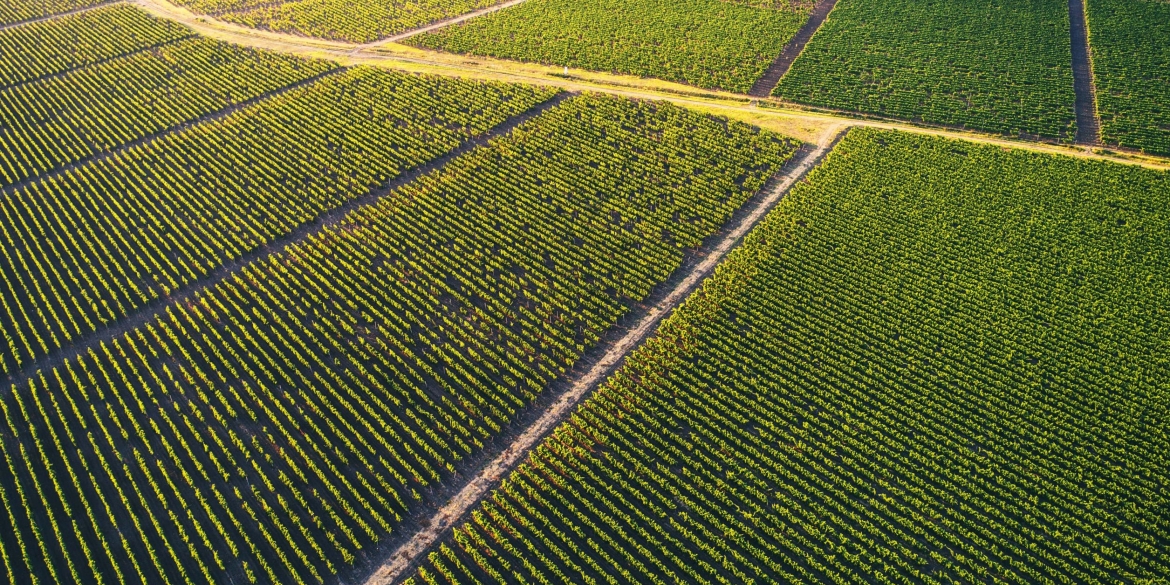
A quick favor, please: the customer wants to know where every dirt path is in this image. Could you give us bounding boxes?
[1,88,569,389]
[357,0,528,50]
[1069,0,1101,146]
[0,0,122,31]
[748,0,838,97]
[361,124,846,585]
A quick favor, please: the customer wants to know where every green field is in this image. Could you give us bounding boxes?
[0,86,795,582]
[0,62,558,373]
[0,5,191,88]
[1086,0,1170,155]
[0,36,335,188]
[775,0,1078,139]
[407,0,810,93]
[175,0,502,43]
[0,0,109,25]
[409,128,1170,583]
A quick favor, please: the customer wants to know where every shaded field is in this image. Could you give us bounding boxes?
[1085,0,1170,155]
[775,0,1077,140]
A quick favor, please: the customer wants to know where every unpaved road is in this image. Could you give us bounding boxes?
[749,0,839,97]
[362,125,846,585]
[1068,0,1101,146]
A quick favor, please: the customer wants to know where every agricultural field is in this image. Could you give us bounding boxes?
[409,128,1170,584]
[0,4,192,88]
[407,0,812,93]
[174,0,503,42]
[774,0,1078,139]
[0,0,109,26]
[0,63,558,374]
[0,35,336,188]
[0,87,796,583]
[1085,0,1170,155]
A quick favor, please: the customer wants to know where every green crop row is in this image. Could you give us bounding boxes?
[0,93,795,583]
[407,0,810,94]
[1086,0,1170,155]
[409,128,1170,584]
[775,0,1078,139]
[0,5,191,88]
[0,0,110,26]
[0,37,334,189]
[174,0,503,43]
[0,66,556,374]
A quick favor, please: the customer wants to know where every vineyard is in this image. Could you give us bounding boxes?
[173,0,503,42]
[0,63,559,374]
[0,91,795,583]
[0,0,109,26]
[408,128,1170,584]
[0,4,191,88]
[774,0,1078,139]
[1085,0,1170,155]
[0,36,335,189]
[407,0,811,93]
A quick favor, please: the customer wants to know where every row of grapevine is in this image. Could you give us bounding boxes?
[774,0,1079,140]
[0,0,109,26]
[0,4,191,88]
[1085,0,1170,156]
[407,0,810,94]
[0,94,796,583]
[185,0,506,43]
[410,128,1170,584]
[0,66,557,375]
[0,36,335,189]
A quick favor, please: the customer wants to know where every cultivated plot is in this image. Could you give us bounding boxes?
[1086,0,1170,155]
[0,4,191,87]
[775,0,1078,139]
[0,0,111,26]
[0,66,554,374]
[0,90,798,583]
[407,0,812,94]
[174,0,504,42]
[410,128,1170,584]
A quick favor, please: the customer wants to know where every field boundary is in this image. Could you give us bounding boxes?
[0,90,570,390]
[360,124,847,585]
[357,0,529,49]
[1069,0,1101,145]
[0,0,123,31]
[0,66,340,197]
[748,0,839,97]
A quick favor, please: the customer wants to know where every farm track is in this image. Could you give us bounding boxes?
[0,0,123,31]
[1069,0,1101,145]
[0,89,570,390]
[130,0,1170,170]
[361,125,847,585]
[0,65,341,198]
[0,35,195,92]
[748,0,838,97]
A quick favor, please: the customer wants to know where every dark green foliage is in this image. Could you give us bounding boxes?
[1086,0,1170,155]
[775,0,1078,139]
